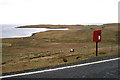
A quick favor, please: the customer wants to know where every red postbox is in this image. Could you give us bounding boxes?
[93,30,101,42]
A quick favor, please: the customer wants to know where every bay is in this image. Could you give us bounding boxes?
[0,24,68,38]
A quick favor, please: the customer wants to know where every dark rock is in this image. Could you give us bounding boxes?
[76,56,80,59]
[63,58,67,62]
[31,33,36,36]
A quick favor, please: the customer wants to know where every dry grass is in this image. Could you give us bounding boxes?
[2,23,118,73]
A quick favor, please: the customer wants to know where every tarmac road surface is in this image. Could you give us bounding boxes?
[1,56,120,79]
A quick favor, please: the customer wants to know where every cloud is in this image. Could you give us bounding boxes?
[0,0,119,24]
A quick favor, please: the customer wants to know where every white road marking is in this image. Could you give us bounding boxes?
[1,57,119,79]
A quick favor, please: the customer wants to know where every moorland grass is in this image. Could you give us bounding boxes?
[2,23,118,73]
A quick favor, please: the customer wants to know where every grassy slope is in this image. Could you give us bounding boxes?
[2,23,118,73]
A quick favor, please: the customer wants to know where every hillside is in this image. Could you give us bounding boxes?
[2,23,118,73]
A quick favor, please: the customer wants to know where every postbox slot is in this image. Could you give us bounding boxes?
[98,33,101,34]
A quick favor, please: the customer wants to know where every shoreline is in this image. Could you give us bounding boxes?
[2,23,118,73]
[17,23,119,28]
[1,28,69,39]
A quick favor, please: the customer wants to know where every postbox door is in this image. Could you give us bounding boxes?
[93,30,101,42]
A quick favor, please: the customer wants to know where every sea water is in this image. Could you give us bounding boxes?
[0,24,68,38]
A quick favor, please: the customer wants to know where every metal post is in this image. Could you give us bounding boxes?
[96,42,98,56]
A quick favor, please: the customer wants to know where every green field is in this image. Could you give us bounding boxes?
[2,23,118,73]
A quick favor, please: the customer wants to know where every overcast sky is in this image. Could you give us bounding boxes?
[0,0,119,25]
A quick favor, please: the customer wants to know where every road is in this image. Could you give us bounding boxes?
[1,56,120,79]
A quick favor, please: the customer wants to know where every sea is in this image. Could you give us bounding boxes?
[0,23,105,38]
[0,24,68,38]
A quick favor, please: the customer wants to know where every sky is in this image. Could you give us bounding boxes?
[0,0,119,25]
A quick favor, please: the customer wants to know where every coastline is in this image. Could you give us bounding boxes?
[2,23,118,73]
